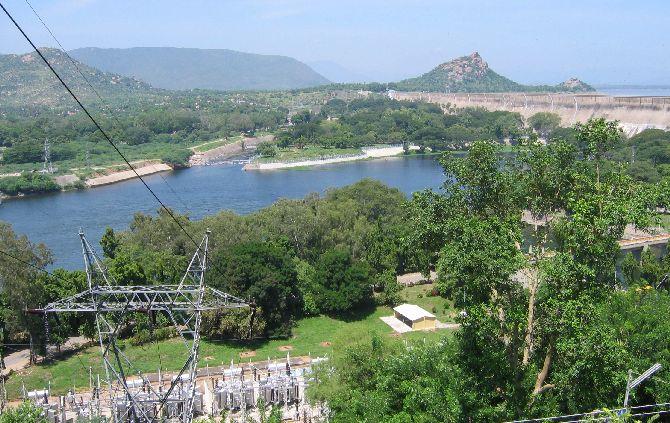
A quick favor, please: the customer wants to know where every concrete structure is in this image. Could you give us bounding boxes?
[391,91,670,136]
[393,304,436,331]
[619,225,670,252]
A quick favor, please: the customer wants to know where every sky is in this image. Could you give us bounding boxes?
[1,0,669,85]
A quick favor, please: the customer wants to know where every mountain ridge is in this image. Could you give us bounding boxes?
[69,47,330,92]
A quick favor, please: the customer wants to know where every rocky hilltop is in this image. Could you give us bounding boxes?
[557,77,594,92]
[393,52,594,93]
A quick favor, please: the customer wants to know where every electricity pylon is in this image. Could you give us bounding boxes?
[33,230,247,422]
[42,138,53,174]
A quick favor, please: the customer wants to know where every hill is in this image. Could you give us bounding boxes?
[69,47,331,91]
[393,52,594,93]
[0,48,154,112]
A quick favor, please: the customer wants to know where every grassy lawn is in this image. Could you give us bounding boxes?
[399,283,458,321]
[6,301,455,399]
[258,146,362,164]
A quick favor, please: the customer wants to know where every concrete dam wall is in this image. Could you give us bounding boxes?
[390,92,670,136]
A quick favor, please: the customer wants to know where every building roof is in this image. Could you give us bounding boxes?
[393,303,435,321]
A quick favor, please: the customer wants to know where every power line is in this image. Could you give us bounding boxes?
[508,401,670,423]
[1,1,259,340]
[22,0,192,213]
[0,1,200,252]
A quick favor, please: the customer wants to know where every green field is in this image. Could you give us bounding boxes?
[6,302,456,399]
[257,146,362,164]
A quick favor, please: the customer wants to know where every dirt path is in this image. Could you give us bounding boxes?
[1,336,89,377]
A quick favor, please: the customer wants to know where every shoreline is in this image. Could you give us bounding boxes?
[85,162,173,187]
[244,145,410,171]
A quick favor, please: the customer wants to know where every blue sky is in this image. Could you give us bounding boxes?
[1,0,668,84]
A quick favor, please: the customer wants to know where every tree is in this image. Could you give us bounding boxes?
[528,112,561,139]
[209,242,301,337]
[100,227,119,259]
[256,141,277,158]
[310,334,462,423]
[403,118,662,419]
[313,248,372,314]
[0,223,52,363]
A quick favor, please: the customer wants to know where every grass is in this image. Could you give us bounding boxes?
[6,300,456,399]
[257,146,362,164]
[399,283,458,320]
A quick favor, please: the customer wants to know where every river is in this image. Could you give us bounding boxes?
[0,156,444,269]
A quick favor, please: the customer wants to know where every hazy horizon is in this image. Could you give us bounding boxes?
[2,0,669,85]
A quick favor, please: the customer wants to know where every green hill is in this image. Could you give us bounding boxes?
[69,47,331,92]
[0,48,154,112]
[394,52,594,93]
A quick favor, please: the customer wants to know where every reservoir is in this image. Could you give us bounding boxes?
[0,156,444,269]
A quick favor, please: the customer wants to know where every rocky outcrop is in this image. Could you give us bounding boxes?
[393,52,594,93]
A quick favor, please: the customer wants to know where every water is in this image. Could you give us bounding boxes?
[0,156,444,269]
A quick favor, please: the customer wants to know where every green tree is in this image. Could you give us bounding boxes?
[528,112,561,139]
[256,141,277,158]
[311,334,462,423]
[209,241,302,337]
[100,227,119,259]
[0,223,52,363]
[313,248,372,314]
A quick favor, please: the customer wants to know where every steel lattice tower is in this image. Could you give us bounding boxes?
[34,230,247,422]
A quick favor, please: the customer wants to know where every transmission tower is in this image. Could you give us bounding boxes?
[33,230,248,422]
[42,138,53,174]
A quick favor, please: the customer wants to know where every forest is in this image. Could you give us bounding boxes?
[1,118,670,421]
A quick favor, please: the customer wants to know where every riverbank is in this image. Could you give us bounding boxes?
[85,161,173,187]
[244,145,412,170]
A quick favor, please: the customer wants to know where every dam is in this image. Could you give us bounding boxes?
[390,91,670,136]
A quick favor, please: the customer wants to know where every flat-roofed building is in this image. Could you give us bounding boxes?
[393,303,436,331]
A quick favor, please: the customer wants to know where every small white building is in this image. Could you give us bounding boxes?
[393,303,436,331]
